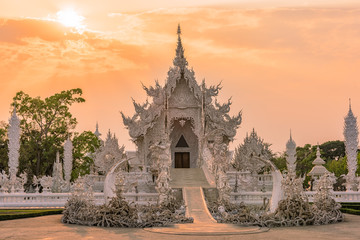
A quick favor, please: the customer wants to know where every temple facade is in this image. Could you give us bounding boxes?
[121,25,242,176]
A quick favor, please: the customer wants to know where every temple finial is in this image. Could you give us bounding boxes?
[316,144,321,158]
[349,98,352,110]
[177,24,181,35]
[173,24,188,69]
[94,121,101,137]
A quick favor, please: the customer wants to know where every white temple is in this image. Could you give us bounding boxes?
[1,26,360,209]
[120,25,241,199]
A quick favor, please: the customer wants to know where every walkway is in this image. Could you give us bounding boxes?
[146,168,266,235]
[1,214,360,239]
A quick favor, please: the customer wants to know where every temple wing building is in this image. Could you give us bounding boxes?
[121,25,242,173]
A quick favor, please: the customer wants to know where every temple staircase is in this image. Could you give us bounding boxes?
[170,168,216,224]
[145,168,265,235]
[170,168,211,188]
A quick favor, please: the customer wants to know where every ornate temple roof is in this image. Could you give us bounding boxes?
[121,25,242,141]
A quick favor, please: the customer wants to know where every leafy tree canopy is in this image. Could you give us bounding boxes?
[7,89,99,184]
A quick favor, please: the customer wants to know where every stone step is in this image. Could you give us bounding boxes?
[170,168,211,188]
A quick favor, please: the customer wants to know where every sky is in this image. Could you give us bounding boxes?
[0,0,360,154]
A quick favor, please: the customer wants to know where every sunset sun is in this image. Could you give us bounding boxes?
[56,9,84,29]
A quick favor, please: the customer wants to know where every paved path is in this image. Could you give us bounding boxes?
[183,187,216,223]
[1,214,360,239]
[145,186,265,235]
[147,169,266,235]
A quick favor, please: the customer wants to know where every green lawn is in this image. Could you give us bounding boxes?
[340,203,360,215]
[0,209,63,221]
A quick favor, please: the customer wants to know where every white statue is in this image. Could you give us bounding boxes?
[150,137,172,204]
[39,176,53,193]
[52,151,65,192]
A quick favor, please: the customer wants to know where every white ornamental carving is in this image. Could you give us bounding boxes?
[286,132,297,173]
[63,138,73,190]
[8,108,20,192]
[344,101,359,191]
[94,130,126,174]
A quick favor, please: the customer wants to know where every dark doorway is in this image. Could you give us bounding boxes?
[175,152,190,168]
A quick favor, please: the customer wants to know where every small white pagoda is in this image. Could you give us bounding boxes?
[308,145,329,179]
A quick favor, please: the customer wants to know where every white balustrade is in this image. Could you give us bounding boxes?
[2,190,360,208]
[0,192,158,208]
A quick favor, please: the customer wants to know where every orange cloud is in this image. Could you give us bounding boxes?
[0,7,360,153]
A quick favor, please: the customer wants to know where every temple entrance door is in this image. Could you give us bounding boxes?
[175,152,190,168]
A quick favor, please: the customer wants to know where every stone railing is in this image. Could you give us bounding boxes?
[230,191,272,205]
[0,193,105,208]
[122,192,158,205]
[0,192,158,208]
[227,171,273,192]
[305,191,360,203]
[230,191,360,206]
[2,190,360,208]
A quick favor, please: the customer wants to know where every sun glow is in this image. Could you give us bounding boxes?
[56,9,85,29]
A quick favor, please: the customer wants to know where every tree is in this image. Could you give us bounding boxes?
[270,153,287,172]
[12,89,85,177]
[72,131,101,180]
[295,144,316,177]
[320,140,345,161]
[325,157,348,177]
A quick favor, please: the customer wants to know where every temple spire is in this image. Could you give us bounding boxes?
[173,24,188,70]
[94,122,101,138]
[286,130,296,173]
[349,98,352,111]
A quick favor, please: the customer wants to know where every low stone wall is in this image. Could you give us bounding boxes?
[0,192,158,208]
[2,190,360,208]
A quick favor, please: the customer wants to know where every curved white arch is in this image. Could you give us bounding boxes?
[252,156,283,213]
[103,159,127,203]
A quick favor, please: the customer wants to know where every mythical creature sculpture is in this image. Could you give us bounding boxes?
[39,176,53,193]
[210,133,231,202]
[150,137,172,203]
